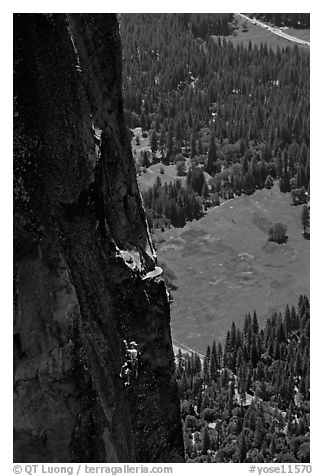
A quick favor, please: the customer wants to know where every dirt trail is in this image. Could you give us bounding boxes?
[172,337,205,361]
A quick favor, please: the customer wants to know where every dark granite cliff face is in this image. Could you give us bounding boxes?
[13,14,184,463]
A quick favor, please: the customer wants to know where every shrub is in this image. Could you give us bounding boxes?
[268,223,287,244]
[209,193,220,206]
[265,175,274,189]
[176,160,186,176]
[152,153,159,164]
[175,153,184,163]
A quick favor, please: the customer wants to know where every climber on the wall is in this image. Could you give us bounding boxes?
[119,340,139,386]
[127,341,139,378]
[119,361,131,386]
[127,340,138,359]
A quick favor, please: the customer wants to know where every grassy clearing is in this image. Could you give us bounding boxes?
[213,16,309,51]
[156,183,309,353]
[137,163,186,192]
[131,127,186,192]
[285,28,310,42]
[137,162,212,192]
[131,127,150,156]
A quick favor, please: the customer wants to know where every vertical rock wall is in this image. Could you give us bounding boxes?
[13,13,184,463]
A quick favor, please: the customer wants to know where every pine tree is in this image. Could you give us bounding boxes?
[186,167,193,189]
[203,347,210,383]
[206,133,218,175]
[299,142,308,167]
[191,168,205,195]
[140,111,147,131]
[226,381,234,416]
[294,351,303,376]
[277,149,283,179]
[269,437,276,455]
[210,350,217,381]
[197,137,204,156]
[280,148,291,193]
[194,353,202,373]
[150,129,157,153]
[277,321,287,343]
[142,150,150,168]
[176,203,186,227]
[211,340,217,366]
[259,160,267,187]
[217,342,223,368]
[159,128,166,158]
[241,152,249,174]
[190,132,197,158]
[201,183,209,202]
[301,204,310,235]
[296,165,306,188]
[202,427,211,454]
[252,311,259,335]
[166,129,174,162]
[239,432,248,462]
[288,142,299,176]
[305,158,310,189]
[251,155,258,185]
[254,417,264,449]
[250,338,259,368]
[244,313,252,344]
[175,119,182,146]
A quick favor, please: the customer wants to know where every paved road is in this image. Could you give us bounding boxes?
[236,13,310,47]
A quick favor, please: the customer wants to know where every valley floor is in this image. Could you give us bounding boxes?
[157,183,310,353]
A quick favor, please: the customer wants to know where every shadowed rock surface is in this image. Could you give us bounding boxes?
[13,13,184,463]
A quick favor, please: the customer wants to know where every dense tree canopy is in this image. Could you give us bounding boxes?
[120,14,309,152]
[252,13,310,29]
[176,296,310,463]
[120,13,310,209]
[143,176,204,230]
